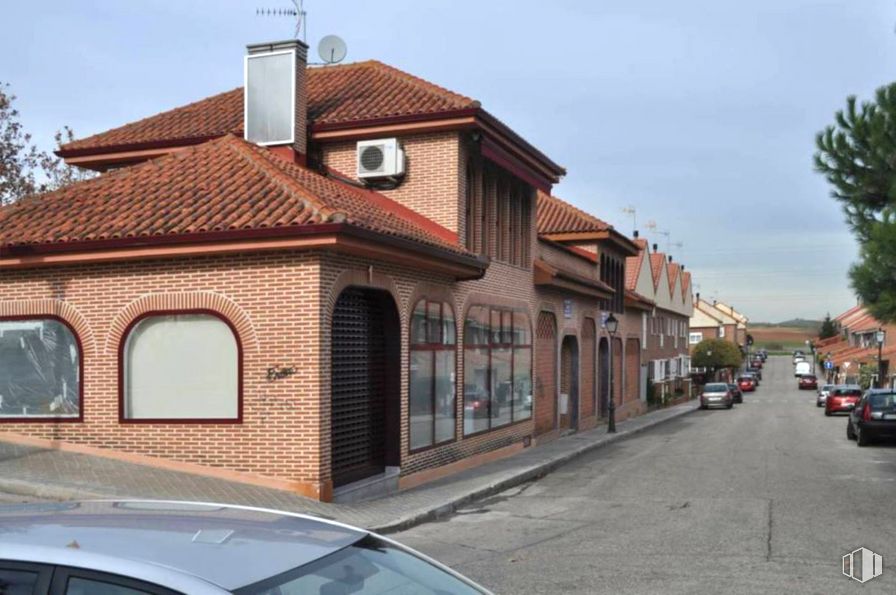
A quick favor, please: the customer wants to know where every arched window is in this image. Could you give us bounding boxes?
[0,317,81,420]
[464,306,532,436]
[123,312,240,421]
[409,300,456,450]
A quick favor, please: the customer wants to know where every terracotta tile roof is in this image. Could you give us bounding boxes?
[680,271,691,300]
[649,252,666,290]
[0,135,470,258]
[536,192,612,235]
[59,61,478,155]
[624,239,648,291]
[834,304,863,323]
[667,261,680,293]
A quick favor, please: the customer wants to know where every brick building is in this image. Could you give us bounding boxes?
[0,39,679,501]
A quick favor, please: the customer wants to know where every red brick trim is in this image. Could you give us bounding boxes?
[117,309,244,425]
[0,299,95,357]
[105,292,258,356]
[0,314,85,423]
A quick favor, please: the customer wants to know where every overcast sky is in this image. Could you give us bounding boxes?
[4,0,893,322]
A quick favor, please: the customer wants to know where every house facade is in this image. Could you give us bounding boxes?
[0,39,684,501]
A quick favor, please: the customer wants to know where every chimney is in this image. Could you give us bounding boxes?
[633,230,639,238]
[244,39,309,158]
[668,255,673,262]
[652,243,658,252]
[696,292,700,302]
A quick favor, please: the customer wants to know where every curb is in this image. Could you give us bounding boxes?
[371,403,698,534]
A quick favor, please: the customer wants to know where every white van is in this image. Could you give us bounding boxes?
[795,361,811,377]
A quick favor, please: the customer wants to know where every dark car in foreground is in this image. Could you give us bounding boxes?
[847,390,896,446]
[798,374,818,390]
[727,383,744,403]
[700,382,733,409]
[0,501,490,595]
[825,386,863,416]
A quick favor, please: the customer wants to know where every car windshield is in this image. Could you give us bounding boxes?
[868,393,896,411]
[802,375,816,380]
[705,383,728,392]
[822,385,834,391]
[237,535,485,595]
[834,389,862,397]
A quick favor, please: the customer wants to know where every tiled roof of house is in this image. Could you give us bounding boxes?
[834,304,863,323]
[59,60,478,155]
[624,238,648,290]
[649,252,667,290]
[680,271,691,300]
[667,261,680,293]
[536,192,612,235]
[0,134,469,257]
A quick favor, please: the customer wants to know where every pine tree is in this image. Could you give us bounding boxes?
[815,82,896,321]
[818,313,838,339]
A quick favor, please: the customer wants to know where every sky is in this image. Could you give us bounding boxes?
[3,0,894,322]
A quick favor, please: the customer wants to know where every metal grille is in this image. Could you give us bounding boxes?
[331,288,387,487]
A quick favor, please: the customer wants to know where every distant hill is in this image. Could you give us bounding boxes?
[750,319,822,330]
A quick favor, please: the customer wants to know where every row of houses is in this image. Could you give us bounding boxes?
[689,297,749,348]
[0,38,694,501]
[816,305,892,386]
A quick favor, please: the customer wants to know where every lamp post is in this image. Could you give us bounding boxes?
[876,328,885,388]
[606,313,619,433]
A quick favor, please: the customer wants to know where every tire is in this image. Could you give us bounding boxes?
[857,426,871,447]
[699,404,707,410]
[847,421,856,440]
[727,402,733,409]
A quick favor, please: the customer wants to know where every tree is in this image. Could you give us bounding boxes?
[818,313,839,339]
[0,82,93,206]
[691,339,743,377]
[815,83,896,321]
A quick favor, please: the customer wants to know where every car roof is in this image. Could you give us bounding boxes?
[0,500,366,592]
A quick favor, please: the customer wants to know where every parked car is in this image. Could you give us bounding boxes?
[737,376,756,392]
[794,361,812,377]
[700,382,734,409]
[751,358,763,369]
[798,374,818,390]
[757,350,768,361]
[825,385,863,416]
[0,501,491,595]
[816,384,835,407]
[847,390,896,446]
[727,383,744,403]
[745,368,762,383]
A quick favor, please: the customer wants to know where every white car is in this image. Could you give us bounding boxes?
[817,384,834,407]
[795,361,812,377]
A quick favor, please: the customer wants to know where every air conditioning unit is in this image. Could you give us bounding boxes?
[357,138,405,180]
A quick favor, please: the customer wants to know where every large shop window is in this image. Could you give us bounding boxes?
[464,306,532,436]
[123,313,240,421]
[409,300,456,450]
[0,318,80,419]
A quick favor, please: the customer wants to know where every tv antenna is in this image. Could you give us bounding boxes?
[621,206,636,235]
[318,35,347,64]
[256,0,306,40]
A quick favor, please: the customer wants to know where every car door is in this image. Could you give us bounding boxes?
[0,561,53,594]
[49,567,182,595]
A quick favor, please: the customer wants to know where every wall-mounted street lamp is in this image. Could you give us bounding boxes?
[606,313,619,433]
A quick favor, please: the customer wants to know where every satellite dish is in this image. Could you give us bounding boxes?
[318,35,347,64]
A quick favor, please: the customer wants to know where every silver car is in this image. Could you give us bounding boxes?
[0,500,491,594]
[700,382,733,410]
[817,384,834,407]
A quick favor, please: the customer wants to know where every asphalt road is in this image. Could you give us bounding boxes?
[393,356,896,594]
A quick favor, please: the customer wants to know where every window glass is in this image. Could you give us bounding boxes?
[464,347,490,435]
[491,347,512,427]
[513,311,531,345]
[435,350,456,443]
[464,306,489,345]
[490,309,502,344]
[0,568,38,595]
[513,347,533,421]
[0,319,80,419]
[409,350,434,450]
[410,301,427,345]
[66,577,151,595]
[124,314,239,420]
[409,301,456,449]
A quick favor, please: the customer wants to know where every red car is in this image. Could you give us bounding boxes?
[798,374,818,390]
[751,359,763,369]
[825,386,863,416]
[737,376,756,392]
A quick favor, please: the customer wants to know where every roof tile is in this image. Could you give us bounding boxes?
[536,192,612,235]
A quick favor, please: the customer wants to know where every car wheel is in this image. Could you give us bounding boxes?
[857,427,871,447]
[846,421,856,440]
[726,402,733,409]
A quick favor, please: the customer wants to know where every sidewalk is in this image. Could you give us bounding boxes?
[0,401,697,533]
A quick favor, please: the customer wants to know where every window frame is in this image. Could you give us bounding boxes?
[49,566,182,595]
[408,299,457,453]
[463,305,533,438]
[0,315,84,423]
[118,309,243,425]
[0,560,54,593]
